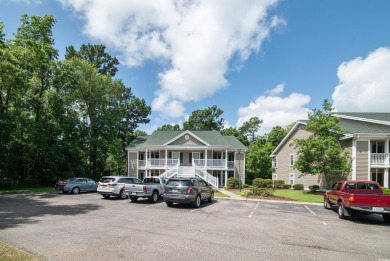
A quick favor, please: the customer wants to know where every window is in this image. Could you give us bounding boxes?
[371,169,384,186]
[273,174,277,180]
[150,151,159,159]
[272,157,277,168]
[289,173,294,185]
[289,154,295,166]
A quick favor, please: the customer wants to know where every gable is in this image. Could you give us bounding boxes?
[168,133,207,146]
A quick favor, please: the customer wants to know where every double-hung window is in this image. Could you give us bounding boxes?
[289,154,295,166]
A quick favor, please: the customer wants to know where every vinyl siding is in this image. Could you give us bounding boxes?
[356,141,369,180]
[128,152,138,177]
[169,135,205,145]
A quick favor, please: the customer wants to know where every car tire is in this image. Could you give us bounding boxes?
[208,192,214,203]
[323,197,331,209]
[149,191,158,203]
[166,201,173,207]
[118,189,127,200]
[130,196,138,202]
[193,195,201,208]
[72,187,80,194]
[338,202,347,219]
[103,195,110,199]
[383,214,390,223]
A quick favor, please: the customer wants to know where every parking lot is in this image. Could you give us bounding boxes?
[0,192,389,261]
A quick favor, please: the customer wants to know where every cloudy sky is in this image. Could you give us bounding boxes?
[1,0,390,134]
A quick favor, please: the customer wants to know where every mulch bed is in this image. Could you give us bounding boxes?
[246,195,297,201]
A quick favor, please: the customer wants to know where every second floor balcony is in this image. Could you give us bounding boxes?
[138,158,235,170]
[371,153,390,165]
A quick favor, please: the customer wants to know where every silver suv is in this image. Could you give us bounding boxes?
[163,177,214,207]
[97,176,142,199]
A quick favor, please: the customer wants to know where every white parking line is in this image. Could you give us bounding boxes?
[304,205,317,216]
[248,202,260,218]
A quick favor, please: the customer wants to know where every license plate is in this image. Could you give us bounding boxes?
[171,189,178,192]
[131,192,136,195]
[372,207,384,212]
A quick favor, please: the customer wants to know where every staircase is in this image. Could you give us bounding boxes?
[159,165,218,188]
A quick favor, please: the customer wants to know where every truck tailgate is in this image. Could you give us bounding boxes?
[350,194,390,207]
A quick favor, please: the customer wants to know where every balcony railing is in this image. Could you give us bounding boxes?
[138,159,179,168]
[371,153,390,164]
[193,159,234,169]
[139,158,235,169]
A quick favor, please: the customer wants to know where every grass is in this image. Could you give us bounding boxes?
[273,189,324,203]
[0,187,54,195]
[214,190,229,197]
[0,241,44,261]
[231,188,324,203]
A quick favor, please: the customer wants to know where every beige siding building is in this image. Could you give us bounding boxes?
[271,113,390,189]
[125,130,247,188]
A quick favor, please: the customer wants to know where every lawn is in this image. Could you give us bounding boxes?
[0,241,43,261]
[231,188,324,203]
[0,187,54,195]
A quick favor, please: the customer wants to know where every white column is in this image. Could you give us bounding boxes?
[145,149,148,177]
[165,149,168,170]
[225,149,228,170]
[225,170,228,188]
[352,138,357,180]
[205,149,208,168]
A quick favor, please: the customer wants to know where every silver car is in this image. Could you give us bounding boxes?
[55,177,98,194]
[163,177,214,208]
[97,176,142,199]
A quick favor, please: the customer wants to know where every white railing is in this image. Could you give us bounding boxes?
[159,162,180,179]
[194,166,217,188]
[138,159,179,168]
[178,166,195,175]
[371,153,389,164]
[193,159,233,168]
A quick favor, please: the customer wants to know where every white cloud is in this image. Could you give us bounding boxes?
[333,47,390,112]
[237,85,310,135]
[266,83,284,96]
[58,0,284,118]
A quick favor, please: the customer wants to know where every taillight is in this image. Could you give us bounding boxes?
[143,186,147,192]
[349,196,354,202]
[187,187,193,194]
[108,183,117,187]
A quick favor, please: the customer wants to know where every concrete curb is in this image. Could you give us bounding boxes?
[214,196,323,206]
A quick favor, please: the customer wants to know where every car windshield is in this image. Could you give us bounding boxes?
[167,180,190,186]
[99,177,116,183]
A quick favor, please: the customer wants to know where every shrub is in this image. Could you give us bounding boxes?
[273,180,285,188]
[251,188,275,197]
[281,184,292,189]
[383,188,390,195]
[252,178,273,188]
[226,177,239,189]
[293,184,304,190]
[242,184,250,189]
[309,185,320,192]
[242,190,253,197]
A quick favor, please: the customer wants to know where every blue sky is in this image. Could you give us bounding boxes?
[1,0,390,134]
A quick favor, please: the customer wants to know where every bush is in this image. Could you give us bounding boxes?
[383,188,390,195]
[242,184,250,189]
[251,188,275,197]
[226,177,239,189]
[281,184,292,189]
[273,180,285,188]
[252,178,273,188]
[309,185,320,192]
[242,190,253,197]
[293,184,304,190]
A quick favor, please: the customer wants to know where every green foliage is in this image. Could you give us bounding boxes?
[267,126,288,147]
[281,184,292,189]
[226,177,239,189]
[242,184,250,188]
[293,184,304,190]
[309,185,320,192]
[273,180,285,188]
[292,99,352,187]
[251,188,274,197]
[157,124,181,131]
[382,188,389,194]
[183,105,224,131]
[252,178,273,188]
[239,117,262,142]
[220,127,249,146]
[246,139,274,181]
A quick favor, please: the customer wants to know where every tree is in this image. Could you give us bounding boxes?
[292,99,351,187]
[220,127,249,147]
[65,44,119,77]
[245,138,274,183]
[183,105,224,131]
[267,126,288,148]
[157,124,181,131]
[239,117,263,142]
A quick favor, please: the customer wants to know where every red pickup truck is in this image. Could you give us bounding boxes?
[324,180,390,223]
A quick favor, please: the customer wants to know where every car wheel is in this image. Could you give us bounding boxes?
[383,214,390,223]
[208,192,214,203]
[323,197,331,209]
[118,189,127,199]
[193,195,201,208]
[166,201,173,207]
[338,202,346,219]
[103,195,110,199]
[130,196,138,202]
[149,191,158,203]
[72,187,80,194]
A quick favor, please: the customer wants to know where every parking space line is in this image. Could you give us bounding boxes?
[304,205,317,216]
[248,202,260,218]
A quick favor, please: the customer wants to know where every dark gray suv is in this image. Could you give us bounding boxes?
[163,177,214,208]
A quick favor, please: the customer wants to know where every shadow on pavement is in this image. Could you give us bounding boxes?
[0,193,101,230]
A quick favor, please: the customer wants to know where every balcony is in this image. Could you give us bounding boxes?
[371,153,390,164]
[138,159,179,168]
[138,158,235,169]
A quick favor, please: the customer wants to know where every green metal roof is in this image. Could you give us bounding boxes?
[338,121,390,134]
[334,112,390,123]
[126,130,248,150]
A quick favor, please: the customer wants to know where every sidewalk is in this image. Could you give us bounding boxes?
[216,188,322,206]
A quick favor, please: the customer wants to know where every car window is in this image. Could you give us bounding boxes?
[192,180,199,186]
[336,183,342,190]
[87,179,95,183]
[100,177,115,183]
[367,183,380,190]
[77,179,87,183]
[166,180,190,186]
[345,182,357,189]
[132,178,142,184]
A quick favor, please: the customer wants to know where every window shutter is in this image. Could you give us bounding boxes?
[189,152,192,163]
[200,152,204,159]
[168,152,172,159]
[180,153,183,163]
